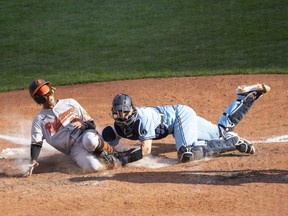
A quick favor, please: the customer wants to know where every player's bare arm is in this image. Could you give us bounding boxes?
[141,139,152,155]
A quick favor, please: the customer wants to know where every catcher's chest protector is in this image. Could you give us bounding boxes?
[115,119,170,140]
[114,120,141,140]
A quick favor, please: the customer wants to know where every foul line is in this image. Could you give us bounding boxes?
[252,135,288,144]
[0,134,29,145]
[0,134,287,146]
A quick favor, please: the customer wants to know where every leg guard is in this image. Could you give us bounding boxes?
[222,131,255,154]
[193,136,238,160]
[204,136,238,156]
[218,92,257,132]
[177,135,239,162]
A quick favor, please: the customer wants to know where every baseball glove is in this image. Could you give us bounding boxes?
[113,147,142,165]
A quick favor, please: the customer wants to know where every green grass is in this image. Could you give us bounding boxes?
[1,0,287,91]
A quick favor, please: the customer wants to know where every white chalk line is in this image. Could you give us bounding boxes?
[0,134,30,145]
[252,135,288,144]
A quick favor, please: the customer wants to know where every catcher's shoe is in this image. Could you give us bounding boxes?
[235,138,255,154]
[236,83,271,96]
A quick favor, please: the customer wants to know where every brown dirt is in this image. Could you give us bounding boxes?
[0,74,287,216]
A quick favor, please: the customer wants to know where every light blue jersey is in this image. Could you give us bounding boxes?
[104,85,269,163]
[110,88,265,151]
[120,105,220,150]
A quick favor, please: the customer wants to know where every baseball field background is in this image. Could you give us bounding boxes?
[1,1,287,216]
[0,0,287,91]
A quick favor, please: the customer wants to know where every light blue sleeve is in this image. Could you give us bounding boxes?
[137,107,161,141]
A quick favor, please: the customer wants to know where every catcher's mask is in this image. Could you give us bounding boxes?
[111,93,137,129]
[28,79,55,104]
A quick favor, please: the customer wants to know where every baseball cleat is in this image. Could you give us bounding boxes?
[236,83,271,95]
[106,154,121,169]
[98,150,121,169]
[235,138,255,154]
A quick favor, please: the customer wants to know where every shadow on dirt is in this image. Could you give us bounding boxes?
[69,169,288,185]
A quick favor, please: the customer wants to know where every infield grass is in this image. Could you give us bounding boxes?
[1,0,287,91]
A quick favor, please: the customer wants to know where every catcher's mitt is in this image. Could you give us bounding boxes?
[114,147,142,165]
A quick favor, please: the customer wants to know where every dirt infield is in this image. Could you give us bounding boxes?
[0,74,287,216]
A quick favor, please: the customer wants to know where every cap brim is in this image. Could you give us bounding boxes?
[35,85,50,96]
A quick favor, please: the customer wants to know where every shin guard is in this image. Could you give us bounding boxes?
[218,92,257,132]
[181,135,239,161]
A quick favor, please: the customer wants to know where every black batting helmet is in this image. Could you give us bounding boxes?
[28,79,50,104]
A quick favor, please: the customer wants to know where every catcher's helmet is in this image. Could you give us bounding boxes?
[112,93,134,114]
[28,79,50,104]
[111,93,137,129]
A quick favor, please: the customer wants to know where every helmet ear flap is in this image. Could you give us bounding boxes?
[33,95,47,104]
[33,86,56,104]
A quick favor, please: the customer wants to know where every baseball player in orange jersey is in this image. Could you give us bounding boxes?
[25,79,119,176]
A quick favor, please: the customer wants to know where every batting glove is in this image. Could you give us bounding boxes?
[23,160,39,177]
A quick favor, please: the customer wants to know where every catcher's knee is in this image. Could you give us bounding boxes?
[177,145,206,163]
[177,146,194,163]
